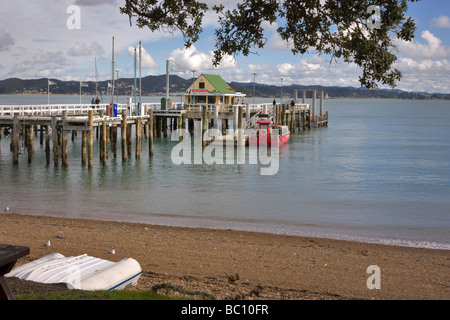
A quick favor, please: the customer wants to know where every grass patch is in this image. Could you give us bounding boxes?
[17,289,182,300]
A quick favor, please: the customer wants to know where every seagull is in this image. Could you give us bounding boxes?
[43,240,51,247]
[107,249,115,254]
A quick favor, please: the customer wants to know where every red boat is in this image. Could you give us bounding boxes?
[248,115,290,147]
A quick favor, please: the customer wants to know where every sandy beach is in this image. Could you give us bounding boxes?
[1,213,449,300]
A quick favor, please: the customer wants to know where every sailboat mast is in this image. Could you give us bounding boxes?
[95,57,98,97]
[111,36,115,104]
[133,47,137,115]
[139,41,142,113]
[166,60,170,104]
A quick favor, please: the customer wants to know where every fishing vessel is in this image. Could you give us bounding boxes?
[248,115,290,147]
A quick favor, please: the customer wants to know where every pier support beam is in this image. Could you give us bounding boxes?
[237,106,244,146]
[40,125,44,145]
[127,123,132,157]
[312,90,316,126]
[149,109,154,157]
[213,105,219,132]
[101,118,107,165]
[51,116,59,166]
[111,126,117,158]
[121,110,127,162]
[62,111,69,167]
[136,118,142,160]
[202,105,207,147]
[88,110,94,169]
[320,90,324,121]
[82,131,87,166]
[28,125,34,164]
[178,114,183,142]
[12,116,19,165]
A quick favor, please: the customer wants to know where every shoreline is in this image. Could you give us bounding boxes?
[2,213,449,300]
[9,210,450,251]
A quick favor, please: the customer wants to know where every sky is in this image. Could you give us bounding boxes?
[0,0,449,94]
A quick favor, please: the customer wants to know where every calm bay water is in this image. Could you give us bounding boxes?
[1,95,449,249]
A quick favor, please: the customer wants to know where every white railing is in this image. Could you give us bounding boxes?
[0,103,163,117]
[0,102,309,117]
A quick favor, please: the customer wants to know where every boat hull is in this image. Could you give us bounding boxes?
[6,253,142,291]
[249,125,290,147]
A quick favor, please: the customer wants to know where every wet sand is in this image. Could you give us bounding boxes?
[1,213,449,300]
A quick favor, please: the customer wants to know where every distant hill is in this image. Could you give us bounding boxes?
[0,76,449,100]
[0,75,192,96]
[230,82,450,100]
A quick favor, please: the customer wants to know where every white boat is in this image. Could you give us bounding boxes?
[6,253,141,291]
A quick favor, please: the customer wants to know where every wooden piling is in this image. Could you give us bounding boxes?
[143,120,148,139]
[88,110,94,169]
[121,110,127,162]
[303,110,306,130]
[202,105,207,147]
[101,119,107,165]
[163,117,168,138]
[40,125,44,145]
[12,116,19,165]
[111,126,117,158]
[290,104,295,132]
[62,111,69,167]
[222,119,227,135]
[156,117,161,138]
[51,116,59,166]
[45,125,50,165]
[82,131,87,166]
[28,125,34,164]
[238,106,244,145]
[182,114,186,136]
[178,114,183,142]
[149,109,154,156]
[136,118,142,160]
[127,123,132,156]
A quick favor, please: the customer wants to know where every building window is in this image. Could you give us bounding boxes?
[199,82,205,89]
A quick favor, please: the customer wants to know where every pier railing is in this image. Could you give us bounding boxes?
[0,103,161,117]
[0,102,310,117]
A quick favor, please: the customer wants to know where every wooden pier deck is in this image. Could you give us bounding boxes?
[0,94,328,168]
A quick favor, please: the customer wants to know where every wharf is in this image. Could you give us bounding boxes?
[0,91,328,168]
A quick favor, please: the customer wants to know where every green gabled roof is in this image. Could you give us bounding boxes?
[203,74,236,94]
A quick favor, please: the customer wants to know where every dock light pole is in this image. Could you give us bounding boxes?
[252,73,257,105]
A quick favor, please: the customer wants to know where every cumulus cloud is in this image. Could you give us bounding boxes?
[396,31,450,60]
[393,57,450,93]
[12,62,33,73]
[431,15,450,28]
[127,46,158,69]
[35,68,66,78]
[75,0,117,6]
[0,29,15,52]
[169,45,236,72]
[68,41,105,58]
[33,51,69,65]
[267,32,295,51]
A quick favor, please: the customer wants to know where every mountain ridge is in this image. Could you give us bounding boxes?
[0,75,448,100]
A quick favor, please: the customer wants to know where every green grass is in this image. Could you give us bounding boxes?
[16,289,183,300]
